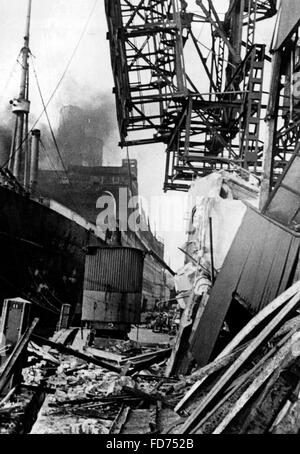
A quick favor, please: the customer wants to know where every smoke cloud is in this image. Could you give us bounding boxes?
[0,124,12,167]
[39,91,120,170]
[0,105,16,167]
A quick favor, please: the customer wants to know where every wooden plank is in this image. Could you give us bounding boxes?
[164,323,192,377]
[32,335,121,373]
[175,295,207,377]
[237,368,282,434]
[215,280,300,360]
[274,314,300,340]
[56,328,79,346]
[187,293,210,366]
[174,342,249,413]
[49,395,138,407]
[170,294,202,376]
[0,318,39,394]
[86,347,123,364]
[212,332,300,434]
[109,405,131,434]
[122,348,172,366]
[269,381,300,433]
[175,377,207,414]
[127,349,172,376]
[180,315,300,420]
[193,326,300,433]
[122,385,174,409]
[165,293,195,377]
[28,342,60,365]
[269,400,293,433]
[0,386,16,407]
[176,278,300,416]
[19,383,56,394]
[180,289,300,433]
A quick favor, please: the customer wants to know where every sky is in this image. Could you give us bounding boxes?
[0,0,276,270]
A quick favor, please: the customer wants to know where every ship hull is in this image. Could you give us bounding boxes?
[0,185,103,336]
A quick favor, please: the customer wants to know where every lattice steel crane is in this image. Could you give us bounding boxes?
[105,0,277,192]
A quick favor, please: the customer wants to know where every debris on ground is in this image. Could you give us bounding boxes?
[162,284,300,434]
[3,283,300,435]
[28,333,179,434]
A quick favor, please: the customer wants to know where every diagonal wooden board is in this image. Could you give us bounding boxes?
[180,289,300,433]
[216,280,300,359]
[191,326,300,433]
[174,342,249,413]
[212,332,300,434]
[175,286,300,414]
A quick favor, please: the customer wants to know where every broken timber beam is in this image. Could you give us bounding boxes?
[213,332,300,434]
[174,342,250,413]
[0,318,39,394]
[127,348,172,375]
[32,335,121,373]
[86,347,123,364]
[269,381,300,433]
[216,280,300,360]
[180,289,300,433]
[122,385,174,409]
[109,405,131,434]
[192,327,300,433]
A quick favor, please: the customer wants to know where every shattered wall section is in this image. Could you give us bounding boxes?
[177,171,254,297]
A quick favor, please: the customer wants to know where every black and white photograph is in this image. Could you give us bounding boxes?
[0,0,299,440]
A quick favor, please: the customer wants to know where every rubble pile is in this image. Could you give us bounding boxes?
[2,286,300,435]
[24,334,180,434]
[163,285,300,434]
[26,292,300,435]
[0,392,36,434]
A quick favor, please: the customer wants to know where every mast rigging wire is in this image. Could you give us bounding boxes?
[1,0,99,172]
[31,56,82,214]
[0,53,21,104]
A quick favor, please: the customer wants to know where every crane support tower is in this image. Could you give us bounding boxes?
[105,0,277,191]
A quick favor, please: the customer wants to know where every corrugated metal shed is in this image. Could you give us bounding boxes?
[84,247,144,293]
[190,206,300,367]
[82,247,145,326]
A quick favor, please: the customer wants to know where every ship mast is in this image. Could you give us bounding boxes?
[9,0,32,184]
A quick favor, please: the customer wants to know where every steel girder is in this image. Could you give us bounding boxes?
[105,0,277,191]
